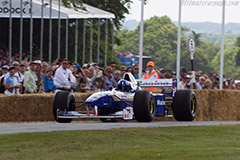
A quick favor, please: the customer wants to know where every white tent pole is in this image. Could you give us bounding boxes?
[104,19,108,67]
[176,0,182,89]
[82,19,86,65]
[30,0,33,61]
[65,17,69,59]
[111,19,114,61]
[57,0,61,59]
[19,0,23,63]
[139,0,144,78]
[90,19,93,62]
[9,0,12,65]
[48,0,52,64]
[75,19,79,62]
[40,0,44,61]
[220,0,225,89]
[97,18,101,64]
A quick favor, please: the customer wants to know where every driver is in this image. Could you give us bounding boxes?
[117,79,132,92]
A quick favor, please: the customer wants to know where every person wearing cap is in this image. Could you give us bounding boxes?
[181,68,187,77]
[12,61,25,94]
[179,74,191,89]
[90,63,102,78]
[4,67,20,95]
[23,61,38,93]
[54,58,76,92]
[1,65,9,78]
[196,76,206,89]
[44,68,56,93]
[163,70,173,79]
[142,61,160,80]
[82,63,89,69]
[142,61,160,91]
[34,60,45,93]
[41,61,49,75]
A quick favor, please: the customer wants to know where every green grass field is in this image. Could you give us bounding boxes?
[0,125,240,160]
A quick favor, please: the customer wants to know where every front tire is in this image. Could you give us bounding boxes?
[53,91,76,123]
[172,90,197,121]
[133,90,156,122]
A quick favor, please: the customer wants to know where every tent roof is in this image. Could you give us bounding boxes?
[0,0,115,19]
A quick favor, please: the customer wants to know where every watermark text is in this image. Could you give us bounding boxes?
[182,0,240,7]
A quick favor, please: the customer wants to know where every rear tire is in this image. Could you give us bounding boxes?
[133,90,156,122]
[53,91,76,123]
[172,90,197,121]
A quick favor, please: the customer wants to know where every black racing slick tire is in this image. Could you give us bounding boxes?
[133,90,156,122]
[53,91,76,123]
[172,90,197,121]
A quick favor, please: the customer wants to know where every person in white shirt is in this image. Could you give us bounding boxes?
[54,58,76,92]
[4,67,20,95]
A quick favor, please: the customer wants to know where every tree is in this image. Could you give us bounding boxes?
[191,31,201,47]
[211,46,240,78]
[62,0,135,29]
[116,16,223,73]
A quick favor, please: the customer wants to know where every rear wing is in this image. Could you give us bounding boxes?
[137,79,177,89]
[137,79,177,98]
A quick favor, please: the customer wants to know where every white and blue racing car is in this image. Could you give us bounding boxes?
[53,73,197,123]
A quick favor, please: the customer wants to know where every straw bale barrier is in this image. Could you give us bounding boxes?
[0,93,92,122]
[0,90,240,122]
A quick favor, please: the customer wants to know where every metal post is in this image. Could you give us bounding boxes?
[40,0,44,61]
[9,0,12,65]
[49,0,52,64]
[104,19,108,67]
[90,20,93,62]
[57,0,61,59]
[75,19,79,62]
[176,0,182,89]
[111,19,114,62]
[30,0,33,61]
[220,0,225,89]
[19,0,23,63]
[97,19,101,64]
[139,0,144,78]
[82,19,86,65]
[65,17,69,59]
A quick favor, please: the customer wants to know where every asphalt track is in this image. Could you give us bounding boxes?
[0,121,240,135]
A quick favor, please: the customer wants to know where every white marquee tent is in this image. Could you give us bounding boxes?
[0,0,115,19]
[0,0,115,65]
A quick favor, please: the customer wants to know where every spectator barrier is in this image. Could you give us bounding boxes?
[0,90,240,122]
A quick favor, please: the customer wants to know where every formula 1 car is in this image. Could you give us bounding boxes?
[53,73,197,123]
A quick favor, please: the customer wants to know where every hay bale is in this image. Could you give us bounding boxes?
[0,92,93,122]
[1,90,240,122]
[194,89,240,121]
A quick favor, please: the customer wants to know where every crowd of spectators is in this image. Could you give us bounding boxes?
[1,49,240,95]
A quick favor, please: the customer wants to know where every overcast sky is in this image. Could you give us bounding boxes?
[125,0,240,23]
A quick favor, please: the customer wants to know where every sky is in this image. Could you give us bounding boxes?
[125,0,240,23]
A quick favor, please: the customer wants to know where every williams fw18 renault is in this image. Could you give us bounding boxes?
[53,73,197,123]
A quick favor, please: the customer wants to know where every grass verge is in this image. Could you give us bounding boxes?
[0,125,240,160]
